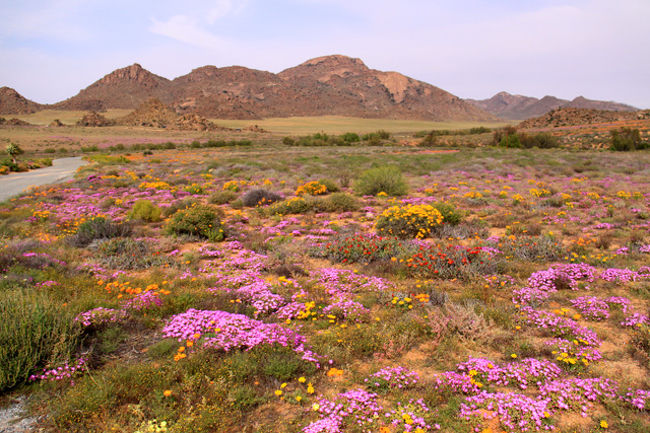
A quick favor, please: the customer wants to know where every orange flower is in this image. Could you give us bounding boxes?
[327,368,344,377]
[163,390,172,397]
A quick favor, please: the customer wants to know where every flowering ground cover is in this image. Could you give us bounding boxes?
[0,144,648,433]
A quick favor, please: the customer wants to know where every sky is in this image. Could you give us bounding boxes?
[0,0,648,108]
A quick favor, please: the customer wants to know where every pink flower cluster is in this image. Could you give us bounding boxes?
[121,291,163,311]
[304,388,382,433]
[459,391,553,432]
[620,388,650,410]
[322,300,370,322]
[384,399,438,431]
[365,366,419,390]
[431,371,481,395]
[457,358,561,390]
[315,268,394,300]
[29,356,87,384]
[74,307,127,327]
[162,309,320,365]
[539,377,618,416]
[570,296,610,320]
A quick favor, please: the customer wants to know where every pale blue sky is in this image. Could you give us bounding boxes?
[1,0,648,107]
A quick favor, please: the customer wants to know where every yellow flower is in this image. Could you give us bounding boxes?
[600,420,608,429]
[295,395,302,402]
[510,353,517,359]
[312,403,320,411]
[298,377,306,383]
[274,390,283,396]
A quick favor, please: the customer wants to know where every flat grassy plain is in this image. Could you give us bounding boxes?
[0,118,649,433]
[209,115,508,135]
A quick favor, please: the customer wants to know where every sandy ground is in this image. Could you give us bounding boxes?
[0,157,86,202]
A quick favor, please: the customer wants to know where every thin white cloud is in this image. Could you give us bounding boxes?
[207,0,247,24]
[149,15,224,48]
[149,0,247,47]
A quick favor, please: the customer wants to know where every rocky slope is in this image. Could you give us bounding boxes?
[1,56,495,121]
[468,91,638,120]
[0,87,42,114]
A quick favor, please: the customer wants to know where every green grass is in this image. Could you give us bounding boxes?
[10,109,131,125]
[210,115,508,135]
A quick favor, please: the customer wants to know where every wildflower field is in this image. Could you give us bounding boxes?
[1,143,649,433]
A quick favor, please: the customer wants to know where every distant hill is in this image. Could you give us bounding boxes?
[0,56,495,121]
[518,107,650,129]
[53,64,172,111]
[0,87,42,114]
[467,91,638,120]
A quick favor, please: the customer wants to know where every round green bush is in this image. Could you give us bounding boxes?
[325,192,360,212]
[209,190,238,205]
[433,202,463,225]
[353,166,408,196]
[166,204,225,241]
[128,199,161,222]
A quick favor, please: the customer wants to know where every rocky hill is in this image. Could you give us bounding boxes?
[518,107,649,129]
[53,64,172,111]
[0,87,42,114]
[1,56,496,121]
[468,91,638,120]
[116,98,221,131]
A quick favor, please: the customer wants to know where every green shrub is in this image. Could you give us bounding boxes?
[375,204,444,238]
[96,237,169,270]
[209,190,238,205]
[433,202,463,225]
[267,197,315,215]
[282,136,295,145]
[419,132,439,147]
[184,183,204,195]
[610,128,647,151]
[499,133,522,148]
[324,192,360,212]
[128,199,162,222]
[354,166,408,196]
[68,217,132,247]
[162,198,198,217]
[318,178,340,193]
[241,189,282,207]
[362,130,391,141]
[341,132,360,143]
[0,288,81,391]
[166,204,225,241]
[522,132,559,149]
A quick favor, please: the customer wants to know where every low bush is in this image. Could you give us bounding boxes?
[241,189,282,207]
[128,199,162,222]
[354,166,408,196]
[610,128,648,151]
[493,128,560,149]
[267,197,315,215]
[209,190,238,205]
[162,198,198,217]
[166,204,225,241]
[0,288,81,391]
[318,178,340,192]
[68,217,132,247]
[376,204,444,239]
[95,237,169,270]
[296,181,328,196]
[324,192,360,212]
[433,202,463,225]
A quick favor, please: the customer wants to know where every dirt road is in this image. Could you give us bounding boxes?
[0,157,86,202]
